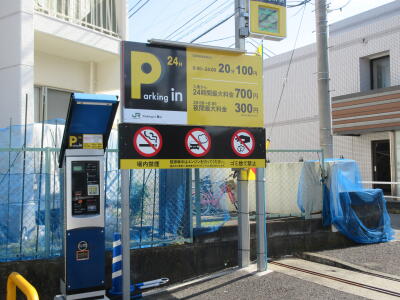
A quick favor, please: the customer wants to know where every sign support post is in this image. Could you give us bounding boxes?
[121,169,130,300]
[256,167,267,271]
[235,0,251,269]
[237,170,250,267]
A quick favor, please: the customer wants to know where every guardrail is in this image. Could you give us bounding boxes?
[7,272,39,300]
[360,181,400,201]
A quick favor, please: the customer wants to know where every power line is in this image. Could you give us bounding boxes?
[140,0,180,36]
[249,38,277,56]
[171,0,232,41]
[246,40,271,58]
[200,35,235,43]
[175,0,232,41]
[287,0,312,8]
[164,0,219,40]
[268,3,307,140]
[147,1,203,38]
[249,38,272,57]
[264,47,277,56]
[328,0,352,12]
[128,0,144,13]
[128,0,151,19]
[190,11,236,43]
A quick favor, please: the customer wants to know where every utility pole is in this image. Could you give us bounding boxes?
[120,1,131,300]
[315,0,333,158]
[235,0,251,269]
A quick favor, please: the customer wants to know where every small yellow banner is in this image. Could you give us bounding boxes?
[120,159,266,170]
[83,134,103,149]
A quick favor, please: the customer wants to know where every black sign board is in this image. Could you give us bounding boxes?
[119,123,266,169]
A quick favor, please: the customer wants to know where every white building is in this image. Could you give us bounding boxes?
[264,1,400,196]
[0,0,127,128]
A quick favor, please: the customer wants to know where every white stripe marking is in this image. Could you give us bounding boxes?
[112,255,122,264]
[192,77,257,85]
[112,270,122,279]
[113,240,121,247]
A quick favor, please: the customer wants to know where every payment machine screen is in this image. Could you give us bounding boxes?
[71,161,100,215]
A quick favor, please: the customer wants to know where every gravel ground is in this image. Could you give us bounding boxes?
[315,214,400,276]
[145,269,367,300]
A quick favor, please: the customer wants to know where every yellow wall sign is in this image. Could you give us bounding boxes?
[249,0,286,40]
[122,42,263,128]
[68,134,103,149]
[187,48,263,127]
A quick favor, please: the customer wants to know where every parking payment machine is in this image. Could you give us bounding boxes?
[56,93,118,300]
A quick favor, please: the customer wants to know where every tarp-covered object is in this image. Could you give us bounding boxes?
[297,161,323,218]
[323,159,394,243]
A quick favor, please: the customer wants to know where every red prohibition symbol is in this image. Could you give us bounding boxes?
[185,128,211,157]
[231,129,255,157]
[133,126,163,157]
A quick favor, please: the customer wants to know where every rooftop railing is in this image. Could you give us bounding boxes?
[34,0,120,38]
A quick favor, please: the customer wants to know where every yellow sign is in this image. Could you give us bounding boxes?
[187,48,263,127]
[120,159,266,170]
[83,134,103,149]
[249,0,286,40]
[122,42,263,128]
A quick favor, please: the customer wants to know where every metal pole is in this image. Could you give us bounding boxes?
[19,94,28,257]
[187,169,193,242]
[195,169,201,228]
[120,1,130,298]
[44,148,51,257]
[256,168,267,271]
[315,0,333,158]
[237,170,250,267]
[235,0,250,268]
[235,0,246,50]
[121,169,131,300]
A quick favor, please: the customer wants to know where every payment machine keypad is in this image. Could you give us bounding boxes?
[71,161,100,215]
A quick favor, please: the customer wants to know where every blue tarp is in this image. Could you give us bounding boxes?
[322,159,393,243]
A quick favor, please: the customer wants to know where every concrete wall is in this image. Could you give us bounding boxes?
[264,2,400,182]
[0,0,34,128]
[35,51,90,93]
[96,58,120,96]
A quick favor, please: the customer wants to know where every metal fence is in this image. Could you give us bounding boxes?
[261,149,325,218]
[0,147,192,262]
[34,0,120,38]
[0,144,324,262]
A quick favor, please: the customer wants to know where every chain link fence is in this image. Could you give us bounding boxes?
[0,147,192,262]
[0,121,324,261]
[262,149,325,218]
[192,168,237,235]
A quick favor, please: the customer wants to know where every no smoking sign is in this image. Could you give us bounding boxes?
[185,128,211,157]
[119,123,266,169]
[133,126,163,157]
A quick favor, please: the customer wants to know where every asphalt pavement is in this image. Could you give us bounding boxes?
[143,214,400,300]
[144,265,367,300]
[310,213,400,277]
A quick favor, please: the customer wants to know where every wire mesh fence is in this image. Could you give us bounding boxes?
[0,120,325,261]
[192,168,237,235]
[261,149,325,218]
[0,147,193,262]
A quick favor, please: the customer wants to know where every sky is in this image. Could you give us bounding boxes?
[128,0,396,57]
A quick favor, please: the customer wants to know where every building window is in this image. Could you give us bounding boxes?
[370,56,390,90]
[34,86,72,122]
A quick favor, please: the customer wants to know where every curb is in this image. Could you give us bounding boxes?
[296,251,400,282]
